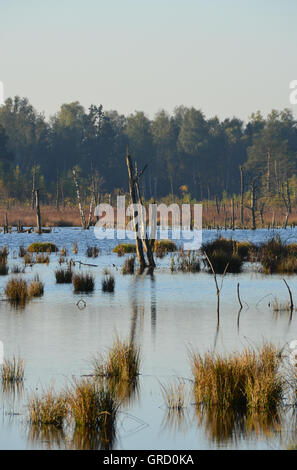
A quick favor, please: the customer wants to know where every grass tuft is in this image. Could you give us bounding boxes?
[73,272,94,293]
[191,344,283,412]
[28,388,68,427]
[122,256,135,275]
[27,242,57,253]
[1,356,25,384]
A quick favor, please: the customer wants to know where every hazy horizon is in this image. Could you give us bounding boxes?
[1,0,297,121]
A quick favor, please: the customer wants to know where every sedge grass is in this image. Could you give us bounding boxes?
[1,356,25,384]
[28,388,68,427]
[191,343,283,412]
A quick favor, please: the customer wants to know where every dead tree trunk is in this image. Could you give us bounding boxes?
[231,196,235,230]
[35,189,42,234]
[56,169,60,211]
[134,164,155,268]
[248,179,257,230]
[126,150,146,271]
[72,169,87,230]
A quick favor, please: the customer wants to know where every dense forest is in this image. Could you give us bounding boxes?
[0,96,296,209]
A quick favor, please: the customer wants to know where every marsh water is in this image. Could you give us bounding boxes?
[1,227,297,450]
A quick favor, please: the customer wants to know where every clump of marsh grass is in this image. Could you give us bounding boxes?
[28,275,44,298]
[161,380,187,410]
[202,237,245,274]
[1,356,25,384]
[24,253,34,266]
[258,236,297,274]
[28,388,68,427]
[36,253,50,264]
[153,240,177,258]
[55,266,73,284]
[72,242,78,254]
[102,270,115,292]
[93,338,140,382]
[73,272,94,293]
[173,250,201,272]
[191,344,283,412]
[27,242,57,253]
[86,246,99,258]
[122,256,135,275]
[67,379,119,432]
[113,243,136,257]
[0,246,9,257]
[5,277,28,304]
[60,247,67,256]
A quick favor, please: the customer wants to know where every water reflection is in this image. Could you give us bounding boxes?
[195,406,282,445]
[27,424,66,450]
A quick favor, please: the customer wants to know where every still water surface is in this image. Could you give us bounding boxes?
[0,227,297,450]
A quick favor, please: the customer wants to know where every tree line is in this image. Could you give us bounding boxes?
[0,96,296,208]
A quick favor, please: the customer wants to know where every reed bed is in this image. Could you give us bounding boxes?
[73,272,94,293]
[1,356,25,384]
[191,344,283,412]
[93,338,140,381]
[55,266,73,284]
[28,388,68,427]
[259,236,297,274]
[113,243,136,256]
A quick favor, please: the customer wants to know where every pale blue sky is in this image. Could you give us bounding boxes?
[1,0,296,120]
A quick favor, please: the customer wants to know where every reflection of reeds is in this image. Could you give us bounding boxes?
[195,405,282,444]
[27,424,66,450]
[101,271,115,292]
[161,408,192,436]
[1,356,25,384]
[191,343,283,412]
